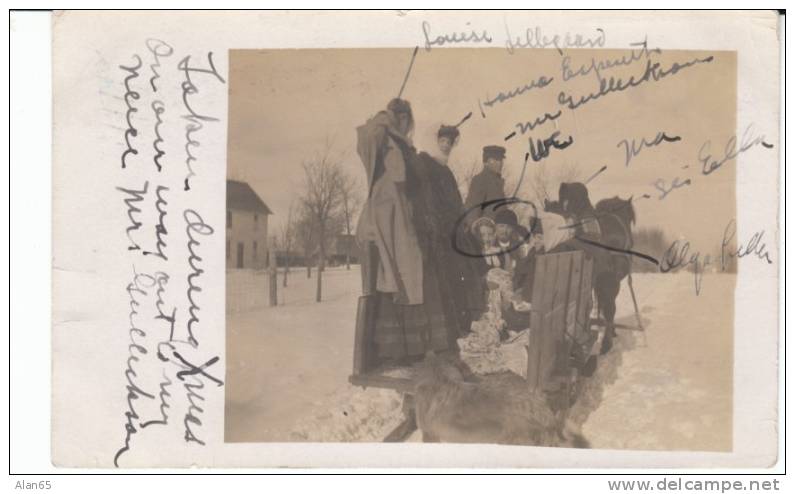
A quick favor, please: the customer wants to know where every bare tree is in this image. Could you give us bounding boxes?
[526,161,582,207]
[295,213,316,279]
[338,172,363,270]
[278,201,296,287]
[451,158,482,199]
[299,143,346,302]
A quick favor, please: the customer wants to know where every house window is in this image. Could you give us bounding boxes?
[254,214,259,230]
[253,241,258,261]
[227,210,232,228]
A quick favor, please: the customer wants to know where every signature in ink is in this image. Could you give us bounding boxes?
[659,240,711,295]
[504,24,605,55]
[482,73,553,109]
[561,37,661,83]
[528,130,573,162]
[422,20,492,51]
[114,267,158,467]
[618,131,681,167]
[721,219,774,269]
[558,55,714,111]
[699,124,775,176]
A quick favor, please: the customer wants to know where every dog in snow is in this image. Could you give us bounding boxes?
[413,354,589,448]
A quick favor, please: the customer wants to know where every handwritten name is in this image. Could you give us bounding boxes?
[721,219,774,269]
[422,21,492,51]
[618,131,681,167]
[504,24,605,55]
[528,130,574,162]
[659,240,711,295]
[558,55,714,111]
[483,74,553,108]
[562,38,660,83]
[114,268,158,467]
[699,124,775,176]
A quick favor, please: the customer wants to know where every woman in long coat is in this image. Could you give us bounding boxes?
[356,99,451,362]
[412,125,486,337]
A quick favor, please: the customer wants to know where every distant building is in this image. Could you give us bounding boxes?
[226,180,272,269]
[274,233,360,268]
[327,233,360,266]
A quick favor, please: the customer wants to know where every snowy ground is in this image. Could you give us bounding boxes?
[225,265,734,452]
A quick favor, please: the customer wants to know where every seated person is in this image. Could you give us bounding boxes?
[512,217,545,306]
[503,216,544,332]
[493,209,529,272]
[471,216,501,269]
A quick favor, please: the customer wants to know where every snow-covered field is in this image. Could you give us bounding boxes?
[225,265,734,452]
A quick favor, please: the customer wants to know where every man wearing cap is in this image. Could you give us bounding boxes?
[493,208,529,272]
[463,145,508,229]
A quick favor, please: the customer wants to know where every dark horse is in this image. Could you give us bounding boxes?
[592,196,636,353]
[545,186,636,353]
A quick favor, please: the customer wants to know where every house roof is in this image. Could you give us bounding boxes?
[227,180,272,214]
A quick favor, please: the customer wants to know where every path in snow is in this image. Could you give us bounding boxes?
[225,266,733,451]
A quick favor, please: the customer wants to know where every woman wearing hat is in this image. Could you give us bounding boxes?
[410,124,487,339]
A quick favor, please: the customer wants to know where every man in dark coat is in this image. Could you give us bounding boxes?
[463,145,507,230]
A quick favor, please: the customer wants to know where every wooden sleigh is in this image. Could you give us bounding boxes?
[348,243,605,441]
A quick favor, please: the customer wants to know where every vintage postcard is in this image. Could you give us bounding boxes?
[51,10,781,468]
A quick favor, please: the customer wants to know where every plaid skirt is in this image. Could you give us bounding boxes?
[373,262,455,361]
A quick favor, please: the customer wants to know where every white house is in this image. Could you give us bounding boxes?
[226,180,272,269]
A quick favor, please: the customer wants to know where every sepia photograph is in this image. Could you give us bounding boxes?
[224,45,747,450]
[37,9,781,472]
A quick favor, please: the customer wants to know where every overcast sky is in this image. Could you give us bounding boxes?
[228,47,738,253]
